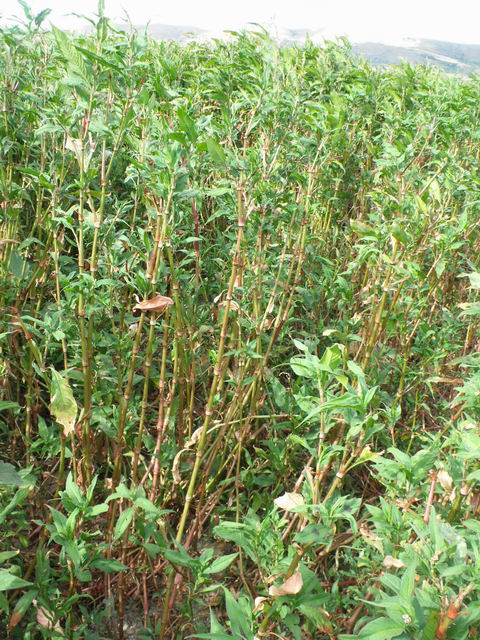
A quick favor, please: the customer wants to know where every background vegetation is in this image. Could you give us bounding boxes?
[2,4,480,639]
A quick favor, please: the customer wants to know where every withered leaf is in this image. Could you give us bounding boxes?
[133,294,173,315]
[274,492,304,512]
[383,555,406,569]
[268,571,303,597]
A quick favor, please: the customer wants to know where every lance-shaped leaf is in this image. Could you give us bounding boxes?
[50,368,77,436]
[0,569,32,592]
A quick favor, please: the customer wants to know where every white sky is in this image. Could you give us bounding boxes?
[1,0,480,44]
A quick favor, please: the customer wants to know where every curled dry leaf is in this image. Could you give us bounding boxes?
[133,294,174,315]
[359,523,384,553]
[65,135,96,169]
[185,426,202,449]
[274,492,304,512]
[172,449,188,484]
[438,469,453,493]
[383,555,406,569]
[269,571,303,597]
[36,604,63,633]
[218,299,240,312]
[253,596,268,612]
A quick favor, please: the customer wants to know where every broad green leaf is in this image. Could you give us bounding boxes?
[0,569,32,592]
[299,393,360,425]
[52,26,89,85]
[0,401,20,412]
[9,588,37,629]
[205,553,238,575]
[163,547,196,569]
[206,138,226,166]
[391,223,409,246]
[64,540,81,568]
[213,522,255,562]
[113,507,134,541]
[420,612,439,640]
[0,551,19,564]
[458,302,480,317]
[0,463,23,486]
[223,588,252,639]
[359,617,405,639]
[350,219,376,237]
[50,368,77,436]
[399,563,416,601]
[459,271,480,290]
[190,634,233,640]
[91,559,127,573]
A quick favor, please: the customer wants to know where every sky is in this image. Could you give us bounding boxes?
[1,0,480,45]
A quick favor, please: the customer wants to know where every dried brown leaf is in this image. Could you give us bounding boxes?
[268,571,303,597]
[438,470,453,493]
[253,596,268,612]
[172,449,188,485]
[359,523,384,553]
[383,555,406,569]
[36,605,62,633]
[274,492,304,512]
[133,294,173,314]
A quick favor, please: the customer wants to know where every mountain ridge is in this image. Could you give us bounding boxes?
[125,23,480,73]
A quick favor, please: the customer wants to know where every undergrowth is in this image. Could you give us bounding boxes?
[1,4,480,639]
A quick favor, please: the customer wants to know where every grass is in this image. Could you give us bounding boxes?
[1,5,480,640]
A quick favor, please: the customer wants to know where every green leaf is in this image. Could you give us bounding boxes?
[205,553,238,575]
[294,524,332,546]
[299,393,360,425]
[18,0,33,20]
[420,611,438,640]
[462,271,480,290]
[8,252,26,279]
[190,634,233,640]
[0,401,20,412]
[91,558,127,573]
[359,617,404,639]
[290,355,319,378]
[50,368,77,436]
[350,219,376,237]
[0,463,23,486]
[0,569,32,592]
[209,609,227,633]
[213,522,255,562]
[458,302,480,317]
[399,563,416,601]
[348,360,365,380]
[52,26,89,85]
[64,472,83,506]
[163,547,196,569]
[64,540,82,567]
[391,223,409,246]
[206,138,226,166]
[223,588,252,639]
[0,551,19,564]
[134,496,160,514]
[113,507,134,541]
[9,588,37,628]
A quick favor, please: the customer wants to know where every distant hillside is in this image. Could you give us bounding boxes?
[123,24,480,73]
[137,23,203,42]
[352,39,480,73]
